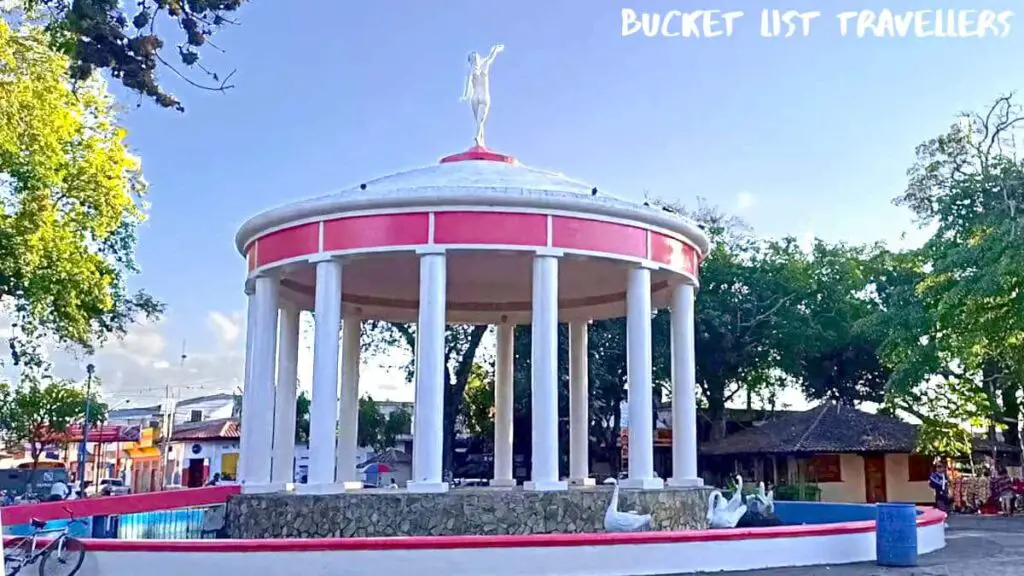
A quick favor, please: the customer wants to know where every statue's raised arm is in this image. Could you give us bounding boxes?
[483,44,505,69]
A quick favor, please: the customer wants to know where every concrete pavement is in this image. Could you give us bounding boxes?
[692,515,1024,576]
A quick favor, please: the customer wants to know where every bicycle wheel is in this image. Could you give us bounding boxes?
[3,536,33,576]
[37,538,84,576]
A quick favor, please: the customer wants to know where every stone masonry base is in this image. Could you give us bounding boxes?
[226,485,714,538]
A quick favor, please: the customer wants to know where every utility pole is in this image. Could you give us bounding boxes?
[78,363,95,496]
[159,341,187,489]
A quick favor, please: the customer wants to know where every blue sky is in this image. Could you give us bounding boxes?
[57,0,1023,405]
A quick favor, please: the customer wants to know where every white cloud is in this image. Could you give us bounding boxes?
[207,312,242,346]
[0,308,417,407]
[736,191,755,211]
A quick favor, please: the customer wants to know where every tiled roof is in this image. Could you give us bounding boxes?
[170,418,240,441]
[701,404,919,455]
[701,403,1023,456]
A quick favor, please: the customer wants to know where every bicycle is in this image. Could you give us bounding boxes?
[3,507,86,576]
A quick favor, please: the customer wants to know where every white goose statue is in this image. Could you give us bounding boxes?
[603,478,653,532]
[745,482,775,516]
[706,475,747,529]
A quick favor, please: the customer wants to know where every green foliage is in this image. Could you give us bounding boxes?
[0,20,163,365]
[774,484,822,502]
[795,242,891,406]
[916,419,974,457]
[0,374,106,463]
[362,322,488,471]
[664,201,816,438]
[357,396,411,454]
[867,95,1024,450]
[9,0,250,111]
[295,390,310,444]
[460,363,495,438]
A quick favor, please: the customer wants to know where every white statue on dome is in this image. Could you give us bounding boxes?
[460,44,504,149]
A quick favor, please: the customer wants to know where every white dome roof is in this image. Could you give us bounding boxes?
[235,157,709,255]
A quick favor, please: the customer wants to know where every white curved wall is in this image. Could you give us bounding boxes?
[72,521,944,576]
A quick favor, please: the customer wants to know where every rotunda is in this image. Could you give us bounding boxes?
[234,143,709,494]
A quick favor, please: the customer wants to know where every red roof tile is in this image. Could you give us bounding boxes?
[170,418,240,441]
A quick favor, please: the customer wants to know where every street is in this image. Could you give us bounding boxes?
[695,515,1024,576]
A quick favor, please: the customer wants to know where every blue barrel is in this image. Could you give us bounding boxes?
[876,503,918,567]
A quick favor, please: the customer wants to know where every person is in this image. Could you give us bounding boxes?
[389,477,398,490]
[48,480,70,502]
[205,473,221,487]
[929,461,950,512]
[991,466,1014,515]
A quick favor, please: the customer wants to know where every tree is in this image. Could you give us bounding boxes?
[362,322,489,472]
[0,374,106,473]
[796,242,891,406]
[585,317,628,474]
[880,95,1024,451]
[356,396,384,450]
[672,202,811,440]
[232,388,310,444]
[357,395,411,453]
[0,20,163,365]
[460,362,495,439]
[8,0,250,111]
[295,391,310,444]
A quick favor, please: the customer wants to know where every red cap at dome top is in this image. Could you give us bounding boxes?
[440,145,518,165]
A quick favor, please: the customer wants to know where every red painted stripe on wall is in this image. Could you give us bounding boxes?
[0,485,239,526]
[3,506,945,553]
[433,212,547,246]
[323,213,429,251]
[551,217,646,258]
[45,510,950,553]
[255,223,319,267]
[649,233,699,276]
[247,243,257,272]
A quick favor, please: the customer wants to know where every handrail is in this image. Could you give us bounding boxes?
[0,485,239,526]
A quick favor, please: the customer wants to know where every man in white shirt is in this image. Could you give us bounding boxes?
[48,481,69,502]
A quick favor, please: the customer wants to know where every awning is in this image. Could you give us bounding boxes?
[126,446,161,459]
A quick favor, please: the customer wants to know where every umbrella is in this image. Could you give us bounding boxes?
[363,463,391,475]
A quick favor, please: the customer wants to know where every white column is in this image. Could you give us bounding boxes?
[244,274,280,490]
[336,316,362,488]
[526,254,567,491]
[568,320,594,486]
[238,288,257,484]
[622,266,663,490]
[408,251,448,493]
[668,284,703,487]
[270,306,300,486]
[305,258,343,491]
[491,323,516,487]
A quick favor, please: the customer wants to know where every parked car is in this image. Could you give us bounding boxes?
[89,478,131,497]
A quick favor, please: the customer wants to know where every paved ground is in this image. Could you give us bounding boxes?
[693,515,1024,576]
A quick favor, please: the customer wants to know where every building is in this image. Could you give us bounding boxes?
[167,418,241,487]
[106,393,236,428]
[699,403,1021,504]
[62,423,140,486]
[124,427,163,493]
[106,393,237,491]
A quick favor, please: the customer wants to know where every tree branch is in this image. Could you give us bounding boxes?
[154,52,236,92]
